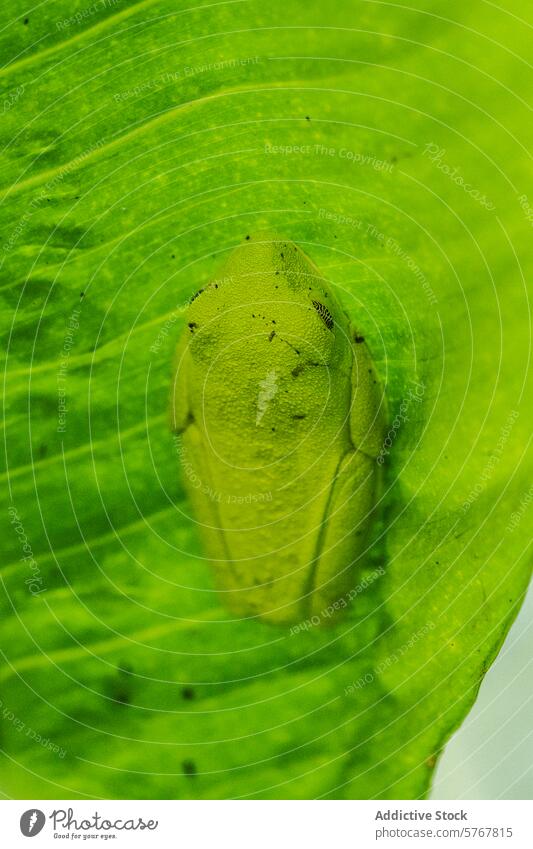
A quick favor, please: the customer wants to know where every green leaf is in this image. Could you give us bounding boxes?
[1,0,531,799]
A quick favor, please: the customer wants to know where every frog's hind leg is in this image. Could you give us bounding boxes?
[178,422,234,579]
[306,450,378,618]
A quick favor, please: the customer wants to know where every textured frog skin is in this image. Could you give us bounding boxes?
[170,234,386,625]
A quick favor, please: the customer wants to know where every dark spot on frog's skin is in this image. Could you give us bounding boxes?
[189,288,204,303]
[183,410,195,429]
[291,364,304,377]
[292,414,306,420]
[271,427,276,432]
[312,300,334,330]
[182,687,195,700]
[188,322,197,333]
[182,760,197,777]
[354,335,365,343]
[268,330,276,341]
[280,252,284,259]
[275,271,280,276]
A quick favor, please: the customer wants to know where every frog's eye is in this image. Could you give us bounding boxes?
[311,300,334,331]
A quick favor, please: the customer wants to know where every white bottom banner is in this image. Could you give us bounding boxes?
[1,799,532,848]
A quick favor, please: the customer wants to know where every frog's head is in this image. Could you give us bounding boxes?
[186,233,351,370]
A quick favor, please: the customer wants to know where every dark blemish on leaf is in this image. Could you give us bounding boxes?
[292,364,304,377]
[305,116,310,121]
[272,319,276,324]
[80,292,85,299]
[23,17,29,24]
[115,689,130,706]
[275,271,280,276]
[172,254,175,258]
[182,760,197,777]
[39,444,48,458]
[312,300,334,330]
[245,235,250,240]
[271,427,276,431]
[188,322,197,333]
[182,687,195,700]
[391,155,397,163]
[354,335,365,343]
[268,330,276,341]
[292,414,306,420]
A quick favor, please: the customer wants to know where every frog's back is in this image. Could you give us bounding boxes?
[171,234,375,624]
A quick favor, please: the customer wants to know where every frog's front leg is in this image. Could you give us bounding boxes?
[348,326,387,459]
[169,325,193,433]
[169,327,233,582]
